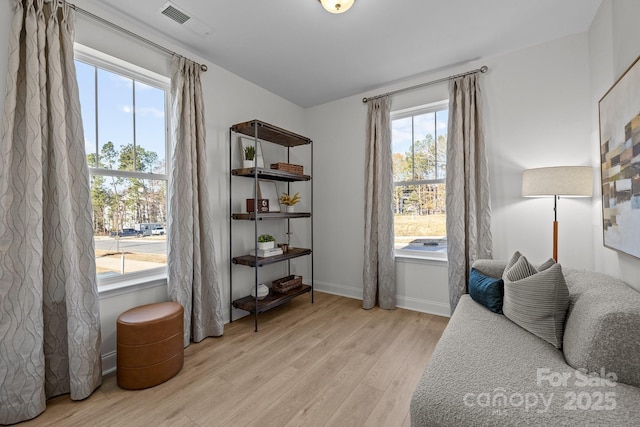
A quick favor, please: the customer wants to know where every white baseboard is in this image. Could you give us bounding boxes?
[314,280,451,317]
[314,280,362,300]
[102,350,117,376]
[396,295,450,317]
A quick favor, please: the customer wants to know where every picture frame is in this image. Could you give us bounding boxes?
[598,54,640,259]
[238,136,264,168]
[258,180,280,212]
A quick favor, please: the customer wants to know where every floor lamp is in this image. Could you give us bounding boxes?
[522,166,593,262]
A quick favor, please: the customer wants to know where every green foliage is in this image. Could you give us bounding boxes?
[393,133,447,216]
[258,234,275,243]
[87,142,165,235]
[244,146,255,160]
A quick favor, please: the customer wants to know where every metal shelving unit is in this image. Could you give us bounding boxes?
[229,120,313,331]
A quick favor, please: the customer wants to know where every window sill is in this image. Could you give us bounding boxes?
[394,251,448,265]
[98,271,167,299]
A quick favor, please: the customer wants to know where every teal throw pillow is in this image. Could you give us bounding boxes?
[468,268,504,314]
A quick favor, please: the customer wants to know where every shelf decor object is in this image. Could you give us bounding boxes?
[272,275,303,293]
[599,54,640,259]
[238,136,264,168]
[522,166,592,262]
[229,120,313,331]
[271,162,303,175]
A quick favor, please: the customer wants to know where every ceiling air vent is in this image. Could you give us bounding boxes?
[161,4,191,25]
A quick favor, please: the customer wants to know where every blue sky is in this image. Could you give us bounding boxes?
[392,109,449,155]
[75,60,166,174]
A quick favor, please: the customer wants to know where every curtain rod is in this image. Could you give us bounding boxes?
[67,2,208,72]
[362,65,488,103]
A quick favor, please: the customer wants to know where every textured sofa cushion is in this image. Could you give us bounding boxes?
[503,256,569,348]
[410,295,640,426]
[563,269,640,388]
[468,268,504,313]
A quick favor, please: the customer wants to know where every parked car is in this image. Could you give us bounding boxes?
[110,228,143,238]
[151,227,166,236]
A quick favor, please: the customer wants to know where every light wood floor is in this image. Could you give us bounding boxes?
[20,292,448,427]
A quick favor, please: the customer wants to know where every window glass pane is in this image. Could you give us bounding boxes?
[436,109,448,179]
[76,61,97,166]
[92,177,166,280]
[413,112,436,180]
[98,68,134,171]
[135,81,166,174]
[392,116,413,182]
[392,104,448,256]
[393,183,446,253]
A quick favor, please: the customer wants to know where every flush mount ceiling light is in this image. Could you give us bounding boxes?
[319,0,355,14]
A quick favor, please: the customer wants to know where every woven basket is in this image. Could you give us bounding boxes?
[272,275,303,293]
[270,162,303,175]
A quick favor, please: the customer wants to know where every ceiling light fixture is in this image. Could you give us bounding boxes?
[319,0,355,14]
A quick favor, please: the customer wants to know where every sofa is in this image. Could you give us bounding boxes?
[410,258,640,426]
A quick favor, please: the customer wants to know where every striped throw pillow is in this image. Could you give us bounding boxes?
[503,255,569,348]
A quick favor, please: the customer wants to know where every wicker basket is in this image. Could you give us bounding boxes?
[270,162,303,175]
[271,275,303,293]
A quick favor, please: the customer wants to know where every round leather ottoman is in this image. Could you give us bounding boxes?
[116,301,184,390]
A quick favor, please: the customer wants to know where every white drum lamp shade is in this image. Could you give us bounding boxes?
[522,166,593,261]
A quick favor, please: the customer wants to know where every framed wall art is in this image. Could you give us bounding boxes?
[599,54,640,259]
[257,180,280,212]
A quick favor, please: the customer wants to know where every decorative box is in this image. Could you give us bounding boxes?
[270,162,303,175]
[271,275,303,293]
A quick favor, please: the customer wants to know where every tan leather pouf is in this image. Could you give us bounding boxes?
[116,301,184,390]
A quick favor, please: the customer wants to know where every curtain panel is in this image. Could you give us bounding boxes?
[168,56,224,346]
[363,97,396,310]
[0,0,102,423]
[445,73,493,313]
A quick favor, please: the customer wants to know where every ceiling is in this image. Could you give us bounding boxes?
[86,0,602,108]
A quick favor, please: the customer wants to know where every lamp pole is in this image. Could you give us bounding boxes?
[553,195,558,262]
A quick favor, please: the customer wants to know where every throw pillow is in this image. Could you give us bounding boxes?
[503,251,523,278]
[468,268,504,314]
[503,257,569,349]
[538,258,556,272]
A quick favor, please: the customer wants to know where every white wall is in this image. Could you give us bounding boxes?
[306,33,595,316]
[588,0,640,291]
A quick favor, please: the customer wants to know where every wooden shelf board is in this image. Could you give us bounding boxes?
[232,212,311,220]
[232,247,312,267]
[232,284,312,314]
[231,120,311,147]
[231,167,311,182]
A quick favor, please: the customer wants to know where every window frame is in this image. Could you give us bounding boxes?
[391,100,449,262]
[74,44,171,288]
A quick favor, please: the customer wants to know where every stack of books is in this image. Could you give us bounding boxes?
[249,247,283,258]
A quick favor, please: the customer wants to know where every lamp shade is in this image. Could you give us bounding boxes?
[319,0,355,14]
[522,166,593,197]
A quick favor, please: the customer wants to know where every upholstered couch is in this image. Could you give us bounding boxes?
[410,259,640,426]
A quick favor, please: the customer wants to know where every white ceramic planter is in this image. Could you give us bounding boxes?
[257,241,275,250]
[286,205,295,213]
[243,159,255,168]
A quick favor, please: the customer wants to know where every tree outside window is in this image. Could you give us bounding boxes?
[392,103,448,257]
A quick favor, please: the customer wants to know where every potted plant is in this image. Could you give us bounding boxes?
[243,146,256,168]
[279,192,301,213]
[257,233,275,250]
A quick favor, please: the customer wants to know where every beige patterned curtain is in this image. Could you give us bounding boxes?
[0,1,102,423]
[168,56,224,346]
[446,73,493,313]
[363,97,395,310]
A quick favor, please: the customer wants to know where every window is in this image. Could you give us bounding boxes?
[75,46,170,286]
[392,101,448,259]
